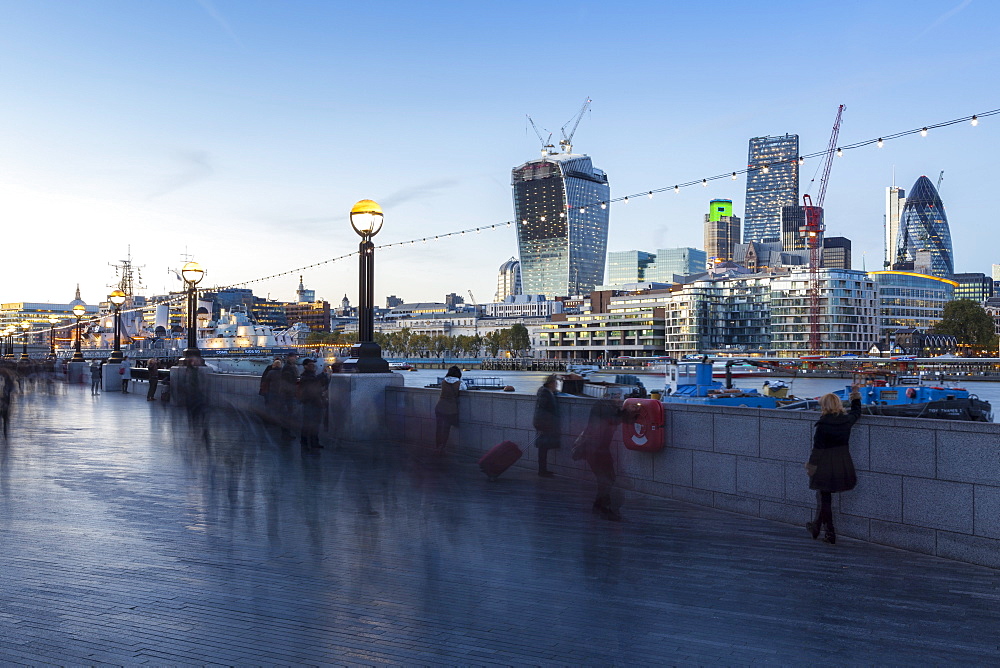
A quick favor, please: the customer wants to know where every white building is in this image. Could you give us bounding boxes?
[484,295,562,318]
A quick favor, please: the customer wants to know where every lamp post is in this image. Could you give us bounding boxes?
[181,261,204,360]
[347,199,389,373]
[48,315,59,358]
[4,326,13,359]
[108,289,127,364]
[20,321,31,361]
[71,303,87,362]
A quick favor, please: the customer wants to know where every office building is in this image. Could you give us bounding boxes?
[704,199,741,265]
[284,301,331,333]
[484,295,564,318]
[647,248,707,281]
[780,204,824,252]
[953,273,993,303]
[822,237,852,270]
[892,175,954,278]
[512,148,610,298]
[870,271,956,334]
[495,258,522,301]
[295,276,316,303]
[251,298,289,330]
[885,186,906,269]
[744,134,799,243]
[607,250,656,286]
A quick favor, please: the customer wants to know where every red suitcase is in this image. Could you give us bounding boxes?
[478,440,522,481]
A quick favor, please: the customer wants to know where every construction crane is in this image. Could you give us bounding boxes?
[468,290,480,337]
[526,115,555,156]
[558,97,591,154]
[937,170,945,192]
[805,104,845,355]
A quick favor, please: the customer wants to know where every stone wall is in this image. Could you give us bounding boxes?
[388,386,1000,570]
[171,369,1000,569]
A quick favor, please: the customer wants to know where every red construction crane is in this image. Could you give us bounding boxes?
[805,105,845,354]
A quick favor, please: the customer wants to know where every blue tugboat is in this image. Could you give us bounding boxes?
[833,378,992,422]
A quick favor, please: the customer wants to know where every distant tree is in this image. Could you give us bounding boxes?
[933,300,998,356]
[509,323,531,356]
[483,331,502,358]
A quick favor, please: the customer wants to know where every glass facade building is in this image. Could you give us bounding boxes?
[780,204,824,252]
[885,186,906,269]
[870,271,956,335]
[744,134,799,243]
[952,272,993,303]
[822,237,852,270]
[892,176,954,278]
[495,257,522,301]
[512,152,610,298]
[646,248,707,281]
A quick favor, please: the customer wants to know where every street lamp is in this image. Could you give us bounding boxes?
[181,261,204,360]
[3,326,14,359]
[48,315,59,358]
[347,199,389,373]
[20,321,30,361]
[108,289,127,364]
[71,303,87,362]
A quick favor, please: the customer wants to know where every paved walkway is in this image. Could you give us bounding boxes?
[1,382,999,665]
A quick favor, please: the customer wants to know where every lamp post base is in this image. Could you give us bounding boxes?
[70,352,85,363]
[183,347,202,360]
[108,350,124,364]
[342,342,389,374]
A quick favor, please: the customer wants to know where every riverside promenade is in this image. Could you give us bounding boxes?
[2,383,1000,665]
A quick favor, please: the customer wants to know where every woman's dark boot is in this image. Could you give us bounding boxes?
[823,527,837,544]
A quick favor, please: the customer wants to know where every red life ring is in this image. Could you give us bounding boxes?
[622,398,665,452]
[905,387,917,399]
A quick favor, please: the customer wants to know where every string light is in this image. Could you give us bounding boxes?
[702,179,707,187]
[836,147,843,157]
[197,106,996,296]
[647,191,653,199]
[798,156,805,165]
[674,185,680,193]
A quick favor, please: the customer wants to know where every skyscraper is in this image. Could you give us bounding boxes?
[822,237,852,270]
[495,257,522,301]
[892,175,954,278]
[607,250,656,285]
[780,204,824,252]
[512,150,610,298]
[704,199,741,266]
[885,186,906,269]
[744,134,799,243]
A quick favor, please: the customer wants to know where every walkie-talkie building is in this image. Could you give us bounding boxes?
[744,134,799,243]
[892,175,954,278]
[512,152,610,298]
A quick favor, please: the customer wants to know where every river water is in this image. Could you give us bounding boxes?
[400,368,1000,411]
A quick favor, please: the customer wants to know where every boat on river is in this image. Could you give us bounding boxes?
[832,380,992,422]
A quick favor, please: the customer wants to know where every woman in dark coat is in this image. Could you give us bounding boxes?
[533,375,560,477]
[297,358,328,450]
[806,386,861,544]
[434,366,464,454]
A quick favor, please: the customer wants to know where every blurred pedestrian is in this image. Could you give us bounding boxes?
[533,375,561,477]
[146,359,160,401]
[574,395,637,521]
[89,361,102,395]
[278,351,300,439]
[434,365,465,454]
[0,367,15,439]
[259,359,283,425]
[120,358,132,393]
[805,386,861,544]
[297,358,327,450]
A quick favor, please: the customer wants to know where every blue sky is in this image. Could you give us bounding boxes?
[1,0,997,307]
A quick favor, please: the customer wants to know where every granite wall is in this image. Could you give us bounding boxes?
[387,386,1000,570]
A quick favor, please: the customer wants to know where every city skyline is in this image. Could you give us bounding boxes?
[1,1,998,306]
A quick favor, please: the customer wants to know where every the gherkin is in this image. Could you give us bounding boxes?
[893,175,953,278]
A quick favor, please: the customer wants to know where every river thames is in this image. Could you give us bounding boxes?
[398,367,1000,415]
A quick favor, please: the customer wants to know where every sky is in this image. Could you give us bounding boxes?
[1,0,998,308]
